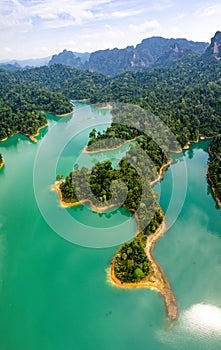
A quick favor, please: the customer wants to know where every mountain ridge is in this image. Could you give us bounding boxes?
[49,36,209,75]
[3,33,221,76]
[203,31,221,61]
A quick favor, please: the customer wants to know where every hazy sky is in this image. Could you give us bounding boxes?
[0,0,220,60]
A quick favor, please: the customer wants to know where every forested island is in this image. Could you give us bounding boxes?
[53,32,220,319]
[55,101,178,319]
[56,156,177,319]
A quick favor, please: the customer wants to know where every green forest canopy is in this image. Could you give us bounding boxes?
[0,53,220,281]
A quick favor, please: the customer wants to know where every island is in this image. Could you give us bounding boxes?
[54,105,179,320]
[53,87,221,320]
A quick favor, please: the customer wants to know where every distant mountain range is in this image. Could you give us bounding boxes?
[0,51,90,70]
[1,32,221,76]
[48,36,209,75]
[0,56,51,70]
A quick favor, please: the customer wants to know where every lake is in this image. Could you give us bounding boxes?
[0,102,221,350]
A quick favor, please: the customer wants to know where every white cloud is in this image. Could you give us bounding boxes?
[129,20,160,35]
[150,1,173,11]
[197,3,221,17]
[38,13,58,20]
[0,0,219,60]
[110,9,142,19]
[0,0,112,31]
[4,47,13,53]
[72,20,161,52]
[176,13,187,20]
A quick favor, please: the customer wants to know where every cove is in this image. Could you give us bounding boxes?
[0,103,221,349]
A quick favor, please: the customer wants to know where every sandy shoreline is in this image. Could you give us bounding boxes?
[55,109,74,117]
[96,103,113,110]
[0,122,49,144]
[110,219,178,320]
[0,158,4,169]
[78,98,90,102]
[0,132,19,143]
[53,181,144,225]
[52,182,125,212]
[0,107,73,143]
[26,122,49,142]
[182,136,213,151]
[83,136,142,154]
[52,159,178,320]
[150,160,172,186]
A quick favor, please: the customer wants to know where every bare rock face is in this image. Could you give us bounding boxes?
[204,31,221,61]
[48,36,209,76]
[49,49,83,69]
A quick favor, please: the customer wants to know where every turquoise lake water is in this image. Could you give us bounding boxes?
[0,103,221,349]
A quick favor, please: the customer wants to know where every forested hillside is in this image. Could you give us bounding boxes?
[208,136,221,206]
[0,32,220,189]
[1,53,220,147]
[0,69,72,141]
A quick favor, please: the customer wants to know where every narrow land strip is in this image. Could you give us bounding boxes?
[53,159,178,320]
[207,147,221,208]
[110,220,178,320]
[83,136,142,154]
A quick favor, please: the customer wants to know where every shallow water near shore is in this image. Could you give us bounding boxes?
[0,103,221,349]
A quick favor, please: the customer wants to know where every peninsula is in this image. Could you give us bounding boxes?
[54,117,178,320]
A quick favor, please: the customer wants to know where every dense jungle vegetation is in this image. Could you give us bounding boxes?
[0,68,73,141]
[208,136,221,205]
[0,51,220,283]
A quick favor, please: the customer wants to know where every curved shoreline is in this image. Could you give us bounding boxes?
[77,98,90,102]
[52,181,142,231]
[0,108,73,143]
[95,103,113,110]
[110,220,178,320]
[83,136,142,154]
[52,182,126,212]
[207,171,221,207]
[207,147,221,208]
[0,122,49,143]
[26,122,49,142]
[55,109,74,117]
[52,159,178,320]
[150,160,172,186]
[0,158,4,169]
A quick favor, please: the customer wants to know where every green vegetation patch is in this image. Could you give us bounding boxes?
[208,135,221,203]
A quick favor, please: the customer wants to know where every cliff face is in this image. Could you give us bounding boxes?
[47,34,215,76]
[87,37,208,75]
[48,49,83,69]
[203,31,221,61]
